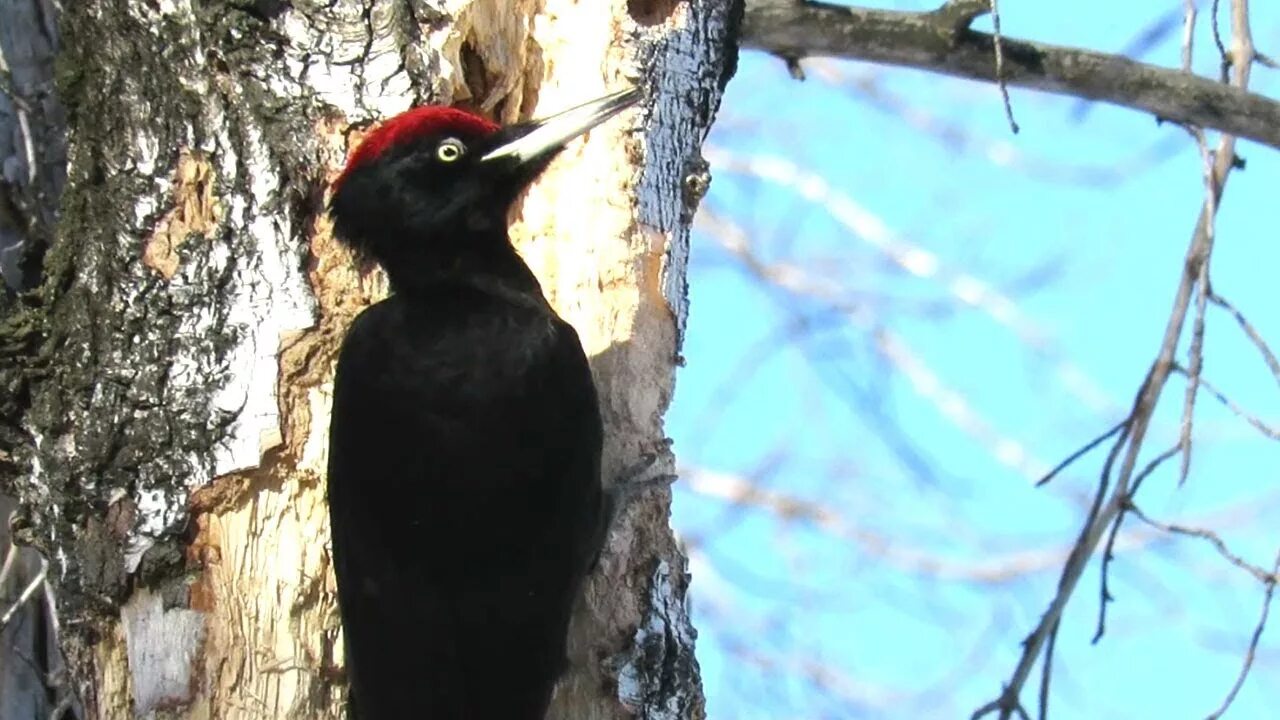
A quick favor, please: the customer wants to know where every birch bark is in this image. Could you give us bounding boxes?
[0,1,739,717]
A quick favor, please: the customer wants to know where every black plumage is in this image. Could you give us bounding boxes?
[326,90,639,719]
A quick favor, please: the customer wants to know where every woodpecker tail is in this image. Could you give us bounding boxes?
[343,579,573,720]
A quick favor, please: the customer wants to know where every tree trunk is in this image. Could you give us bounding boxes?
[0,1,740,717]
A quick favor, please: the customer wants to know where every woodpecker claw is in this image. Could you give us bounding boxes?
[606,442,679,529]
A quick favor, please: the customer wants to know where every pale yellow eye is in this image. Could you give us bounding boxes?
[437,139,465,163]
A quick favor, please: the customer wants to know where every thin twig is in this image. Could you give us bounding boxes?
[1095,444,1181,643]
[806,60,1182,187]
[971,695,1031,720]
[1126,503,1278,586]
[1179,126,1219,486]
[706,150,1115,414]
[1181,0,1197,72]
[698,207,1054,480]
[1205,549,1280,720]
[0,57,35,113]
[1035,421,1127,488]
[1210,0,1228,80]
[1037,618,1057,720]
[50,694,76,720]
[988,0,1019,133]
[0,51,40,187]
[1176,367,1280,441]
[683,467,1172,584]
[1210,292,1280,386]
[1128,444,1183,499]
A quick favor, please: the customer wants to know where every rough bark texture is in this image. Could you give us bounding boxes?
[1,0,69,717]
[0,0,739,717]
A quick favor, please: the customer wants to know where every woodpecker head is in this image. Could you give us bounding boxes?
[329,88,640,280]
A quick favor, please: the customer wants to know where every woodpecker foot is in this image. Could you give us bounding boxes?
[608,440,678,523]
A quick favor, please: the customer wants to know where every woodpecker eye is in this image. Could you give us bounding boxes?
[436,139,466,163]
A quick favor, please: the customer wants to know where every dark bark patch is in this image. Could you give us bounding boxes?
[610,558,705,720]
[628,0,681,27]
[458,39,496,117]
[228,0,292,22]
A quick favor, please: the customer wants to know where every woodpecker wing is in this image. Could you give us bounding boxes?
[327,287,604,719]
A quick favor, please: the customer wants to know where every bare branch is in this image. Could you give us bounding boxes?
[1125,503,1278,586]
[1034,421,1127,488]
[986,0,1019,134]
[705,150,1116,414]
[1095,444,1182,644]
[697,208,1055,480]
[874,328,1050,480]
[974,3,1261,714]
[1179,126,1219,486]
[682,467,1169,584]
[971,695,1031,720]
[1181,0,1197,72]
[1210,292,1280,387]
[806,61,1184,186]
[931,0,991,31]
[1210,0,1229,80]
[1206,549,1280,720]
[1176,367,1280,441]
[741,0,1280,152]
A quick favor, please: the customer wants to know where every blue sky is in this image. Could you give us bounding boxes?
[668,2,1280,717]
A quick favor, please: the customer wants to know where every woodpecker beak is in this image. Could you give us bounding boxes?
[480,88,641,165]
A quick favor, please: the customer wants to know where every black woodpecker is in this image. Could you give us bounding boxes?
[326,88,641,719]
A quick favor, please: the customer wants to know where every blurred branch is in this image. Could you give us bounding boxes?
[705,151,1115,413]
[691,589,907,713]
[683,466,1167,584]
[742,0,1280,151]
[806,61,1186,186]
[697,208,1054,481]
[873,327,1048,479]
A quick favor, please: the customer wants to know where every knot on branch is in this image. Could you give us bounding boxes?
[929,0,991,32]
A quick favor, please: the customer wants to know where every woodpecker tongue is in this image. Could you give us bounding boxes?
[480,88,641,164]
